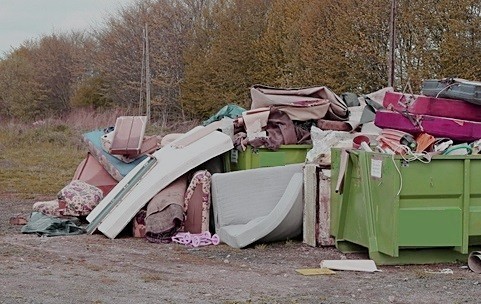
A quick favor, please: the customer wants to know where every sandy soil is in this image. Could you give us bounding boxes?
[1,197,481,304]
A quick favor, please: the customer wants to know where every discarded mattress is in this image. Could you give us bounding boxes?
[72,152,118,195]
[86,126,233,239]
[83,130,147,181]
[383,91,481,122]
[211,164,304,248]
[374,110,481,142]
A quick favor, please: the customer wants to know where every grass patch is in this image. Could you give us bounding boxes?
[0,121,87,198]
[0,111,199,199]
[255,243,268,250]
[0,115,107,199]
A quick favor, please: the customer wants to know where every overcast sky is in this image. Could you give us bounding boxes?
[0,0,137,55]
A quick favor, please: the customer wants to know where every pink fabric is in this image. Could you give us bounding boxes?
[72,153,118,195]
[132,209,147,238]
[32,200,62,217]
[375,109,481,142]
[250,85,349,121]
[57,180,104,217]
[241,107,270,135]
[145,175,188,243]
[183,170,212,234]
[32,180,103,217]
[247,108,311,151]
[383,91,481,122]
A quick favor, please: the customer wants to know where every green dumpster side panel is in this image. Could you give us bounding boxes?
[227,145,312,171]
[399,159,464,196]
[398,208,462,246]
[396,159,464,247]
[330,149,342,238]
[369,154,399,257]
[330,148,481,265]
[470,206,481,235]
[337,155,370,249]
[470,161,481,236]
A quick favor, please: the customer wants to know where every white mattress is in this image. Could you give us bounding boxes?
[211,164,304,248]
[86,126,233,239]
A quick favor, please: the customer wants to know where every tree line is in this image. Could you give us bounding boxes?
[1,0,480,123]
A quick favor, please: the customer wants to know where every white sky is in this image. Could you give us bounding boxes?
[0,0,137,55]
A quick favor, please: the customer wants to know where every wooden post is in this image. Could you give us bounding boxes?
[303,164,318,247]
[388,0,396,88]
[138,27,146,116]
[145,23,151,124]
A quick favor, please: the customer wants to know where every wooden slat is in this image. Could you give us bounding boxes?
[303,164,318,247]
[110,116,147,157]
[318,169,335,246]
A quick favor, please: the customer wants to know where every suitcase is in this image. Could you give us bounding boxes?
[421,78,481,106]
[383,91,481,122]
[374,110,481,142]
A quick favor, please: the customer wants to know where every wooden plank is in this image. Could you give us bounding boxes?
[318,169,335,246]
[110,116,147,157]
[295,268,336,275]
[303,164,318,247]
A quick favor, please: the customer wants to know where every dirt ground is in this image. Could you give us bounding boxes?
[1,196,481,304]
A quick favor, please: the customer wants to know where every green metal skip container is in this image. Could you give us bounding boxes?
[225,144,312,171]
[330,148,481,265]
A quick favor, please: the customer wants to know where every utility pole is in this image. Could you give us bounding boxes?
[388,0,396,88]
[145,23,151,124]
[138,27,146,116]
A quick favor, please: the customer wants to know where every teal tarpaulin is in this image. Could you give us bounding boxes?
[202,104,246,126]
[21,212,85,237]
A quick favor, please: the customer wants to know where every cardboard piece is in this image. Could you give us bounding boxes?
[296,268,336,276]
[320,260,381,272]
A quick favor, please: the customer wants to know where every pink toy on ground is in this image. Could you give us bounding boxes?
[171,231,220,247]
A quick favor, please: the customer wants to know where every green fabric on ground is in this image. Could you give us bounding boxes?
[21,212,85,236]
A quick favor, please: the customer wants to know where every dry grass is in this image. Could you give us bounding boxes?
[0,110,200,199]
[141,273,165,283]
[0,121,85,198]
[63,107,127,132]
[255,243,268,250]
